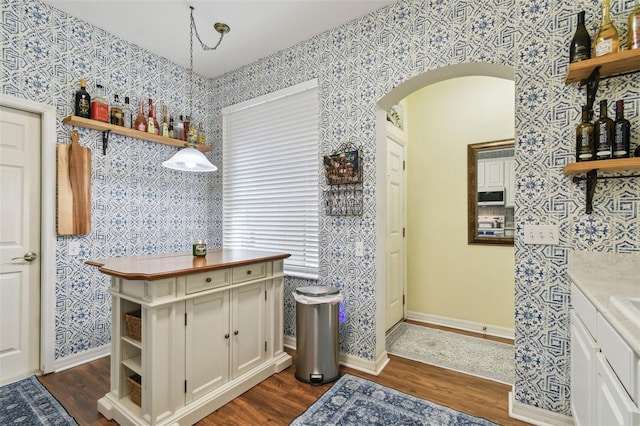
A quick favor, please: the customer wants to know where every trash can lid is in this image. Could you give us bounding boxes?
[295,286,340,297]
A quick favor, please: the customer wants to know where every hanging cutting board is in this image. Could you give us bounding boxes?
[57,130,92,235]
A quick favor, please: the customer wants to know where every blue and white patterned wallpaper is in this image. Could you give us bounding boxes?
[3,0,640,418]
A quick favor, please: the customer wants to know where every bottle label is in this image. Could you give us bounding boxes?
[595,39,613,57]
[193,243,207,257]
[78,98,90,117]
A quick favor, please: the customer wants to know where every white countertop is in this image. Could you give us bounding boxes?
[568,251,640,355]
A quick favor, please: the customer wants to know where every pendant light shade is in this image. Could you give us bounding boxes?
[162,147,218,172]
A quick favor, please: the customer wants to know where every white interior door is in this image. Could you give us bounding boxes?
[0,106,41,385]
[385,136,405,331]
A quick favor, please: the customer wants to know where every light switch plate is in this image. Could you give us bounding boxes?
[523,224,559,245]
[355,241,364,257]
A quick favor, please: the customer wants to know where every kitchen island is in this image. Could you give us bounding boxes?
[88,249,291,426]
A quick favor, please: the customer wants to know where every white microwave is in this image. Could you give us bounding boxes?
[478,187,505,206]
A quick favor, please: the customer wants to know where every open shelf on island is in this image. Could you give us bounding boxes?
[63,115,212,153]
[565,49,640,84]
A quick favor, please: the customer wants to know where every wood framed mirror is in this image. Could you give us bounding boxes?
[468,139,515,245]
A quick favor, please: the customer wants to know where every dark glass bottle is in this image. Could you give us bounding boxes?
[594,100,614,160]
[570,11,591,63]
[613,100,631,158]
[74,79,91,118]
[576,106,594,162]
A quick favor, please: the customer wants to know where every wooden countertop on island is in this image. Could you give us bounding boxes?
[86,249,290,281]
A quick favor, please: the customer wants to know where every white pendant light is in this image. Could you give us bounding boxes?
[162,147,218,172]
[162,6,229,173]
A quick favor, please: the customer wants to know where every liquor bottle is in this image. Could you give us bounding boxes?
[110,94,123,126]
[594,100,614,160]
[198,122,206,145]
[593,0,619,57]
[183,116,191,142]
[134,100,147,132]
[570,11,591,63]
[613,100,631,158]
[174,115,184,140]
[147,99,159,135]
[576,106,594,162]
[161,104,169,137]
[628,0,640,50]
[187,118,198,144]
[90,84,110,122]
[74,79,91,118]
[168,115,175,139]
[123,96,133,129]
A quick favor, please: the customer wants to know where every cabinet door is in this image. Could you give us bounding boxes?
[504,158,515,207]
[594,352,640,426]
[185,291,230,404]
[231,281,266,378]
[484,159,504,187]
[571,311,598,426]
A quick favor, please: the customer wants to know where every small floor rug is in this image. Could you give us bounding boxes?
[291,374,497,425]
[0,375,78,425]
[386,322,514,385]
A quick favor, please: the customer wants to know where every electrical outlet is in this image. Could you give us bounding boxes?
[69,241,80,256]
[355,241,364,257]
[523,225,559,245]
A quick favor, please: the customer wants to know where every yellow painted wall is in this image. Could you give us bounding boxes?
[405,76,515,329]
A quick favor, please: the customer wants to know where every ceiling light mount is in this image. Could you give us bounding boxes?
[214,23,231,35]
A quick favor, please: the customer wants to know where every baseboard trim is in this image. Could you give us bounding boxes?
[283,336,388,376]
[54,344,110,372]
[509,391,574,426]
[406,311,515,340]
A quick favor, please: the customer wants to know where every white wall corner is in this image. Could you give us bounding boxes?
[509,391,574,426]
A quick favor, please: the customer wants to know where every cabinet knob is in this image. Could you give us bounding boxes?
[206,277,212,283]
[234,330,239,335]
[224,333,230,339]
[246,270,252,275]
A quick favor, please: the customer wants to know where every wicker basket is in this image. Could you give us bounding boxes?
[124,310,141,341]
[127,374,142,406]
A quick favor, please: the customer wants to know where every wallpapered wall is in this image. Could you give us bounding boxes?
[3,0,640,417]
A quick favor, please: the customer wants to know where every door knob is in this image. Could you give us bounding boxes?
[12,252,38,262]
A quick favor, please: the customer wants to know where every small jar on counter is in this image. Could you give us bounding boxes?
[193,239,207,257]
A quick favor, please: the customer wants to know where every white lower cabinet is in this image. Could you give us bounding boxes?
[571,311,597,426]
[571,282,640,426]
[98,259,291,426]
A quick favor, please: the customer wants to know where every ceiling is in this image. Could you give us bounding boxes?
[42,0,395,79]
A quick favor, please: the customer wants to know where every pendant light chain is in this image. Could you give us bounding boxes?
[189,7,195,120]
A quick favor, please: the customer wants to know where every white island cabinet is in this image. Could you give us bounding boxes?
[88,249,291,426]
[568,252,640,426]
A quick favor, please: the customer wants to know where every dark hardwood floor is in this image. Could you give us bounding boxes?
[39,323,531,426]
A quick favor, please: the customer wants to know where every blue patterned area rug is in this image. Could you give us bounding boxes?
[290,374,498,425]
[0,376,78,425]
[386,322,514,385]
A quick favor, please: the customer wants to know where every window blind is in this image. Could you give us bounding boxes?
[222,81,319,279]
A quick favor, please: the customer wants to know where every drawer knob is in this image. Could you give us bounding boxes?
[206,277,212,283]
[224,333,230,339]
[247,270,252,275]
[234,330,239,335]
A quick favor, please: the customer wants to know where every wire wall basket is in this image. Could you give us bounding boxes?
[324,187,363,216]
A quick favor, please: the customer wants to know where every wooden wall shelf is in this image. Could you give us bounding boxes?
[62,116,212,153]
[563,158,640,214]
[565,49,640,84]
[563,158,640,175]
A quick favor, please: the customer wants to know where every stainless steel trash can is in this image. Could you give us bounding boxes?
[295,286,340,385]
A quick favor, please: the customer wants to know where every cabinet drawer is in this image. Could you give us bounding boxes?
[596,312,638,402]
[232,262,266,284]
[186,269,230,294]
[572,282,597,339]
